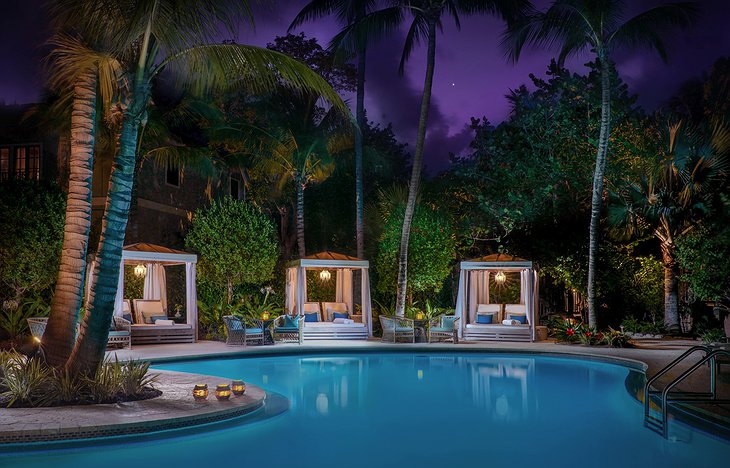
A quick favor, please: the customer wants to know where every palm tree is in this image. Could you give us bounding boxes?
[503,0,698,328]
[337,0,529,315]
[62,0,348,374]
[609,120,729,331]
[41,10,125,366]
[290,0,378,259]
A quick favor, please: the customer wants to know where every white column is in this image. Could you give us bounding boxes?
[454,269,467,338]
[113,259,124,316]
[186,262,198,341]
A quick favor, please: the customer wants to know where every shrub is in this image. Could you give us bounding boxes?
[578,327,601,346]
[186,198,278,303]
[0,355,54,407]
[0,296,50,340]
[554,320,583,343]
[601,327,631,348]
[700,328,727,345]
[120,360,158,396]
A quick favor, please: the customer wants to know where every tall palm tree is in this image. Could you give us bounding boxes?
[609,120,729,331]
[62,0,348,374]
[337,0,529,315]
[41,10,125,366]
[503,0,698,328]
[290,0,378,259]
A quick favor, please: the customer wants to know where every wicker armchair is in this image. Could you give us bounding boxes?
[428,315,460,343]
[272,315,303,344]
[379,316,415,343]
[108,316,132,349]
[223,316,265,346]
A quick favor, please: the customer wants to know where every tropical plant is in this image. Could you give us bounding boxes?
[0,356,54,407]
[186,198,278,303]
[119,360,158,396]
[56,0,348,375]
[609,120,729,331]
[700,328,727,345]
[235,288,285,319]
[554,319,583,343]
[291,1,379,259]
[337,0,529,315]
[601,326,631,347]
[577,326,600,345]
[504,0,699,328]
[0,296,51,341]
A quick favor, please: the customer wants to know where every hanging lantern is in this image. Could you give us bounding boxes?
[231,380,246,396]
[494,271,506,284]
[192,384,209,400]
[415,311,425,320]
[134,264,147,278]
[215,384,232,400]
[319,269,331,282]
[261,311,270,320]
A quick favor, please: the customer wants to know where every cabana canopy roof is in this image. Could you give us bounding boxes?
[122,243,197,265]
[288,251,369,269]
[461,253,532,270]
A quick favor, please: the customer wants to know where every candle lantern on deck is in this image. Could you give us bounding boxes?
[415,311,425,320]
[192,384,209,400]
[231,380,246,396]
[215,384,232,400]
[261,311,270,320]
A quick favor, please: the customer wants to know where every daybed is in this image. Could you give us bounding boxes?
[301,301,369,340]
[129,299,194,344]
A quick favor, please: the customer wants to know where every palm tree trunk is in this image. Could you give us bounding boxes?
[44,70,98,367]
[66,105,142,375]
[354,45,366,259]
[661,240,680,333]
[395,20,436,316]
[296,182,306,258]
[586,52,612,329]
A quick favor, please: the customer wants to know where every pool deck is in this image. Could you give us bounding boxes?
[0,369,267,446]
[2,338,728,446]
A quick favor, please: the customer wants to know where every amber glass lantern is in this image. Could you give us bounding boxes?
[215,384,232,400]
[193,384,209,400]
[261,311,270,320]
[415,311,425,320]
[231,380,246,396]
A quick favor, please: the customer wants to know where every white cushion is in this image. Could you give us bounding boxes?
[504,304,526,314]
[322,302,348,322]
[154,319,175,326]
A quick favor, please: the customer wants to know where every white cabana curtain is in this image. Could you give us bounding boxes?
[113,259,124,316]
[520,269,532,325]
[285,267,296,313]
[143,263,167,312]
[455,269,467,337]
[361,268,372,336]
[467,270,490,325]
[295,267,307,315]
[186,262,198,340]
[335,269,354,313]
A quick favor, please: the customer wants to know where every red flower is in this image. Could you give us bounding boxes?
[567,328,575,336]
[585,331,592,337]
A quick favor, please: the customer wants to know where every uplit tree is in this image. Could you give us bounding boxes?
[504,0,699,328]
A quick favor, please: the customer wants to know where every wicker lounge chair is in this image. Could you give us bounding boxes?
[273,315,304,344]
[428,315,460,343]
[379,316,415,343]
[223,316,265,346]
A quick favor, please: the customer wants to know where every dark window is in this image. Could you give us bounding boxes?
[28,145,40,180]
[166,160,180,187]
[0,148,9,181]
[230,176,240,200]
[14,147,26,178]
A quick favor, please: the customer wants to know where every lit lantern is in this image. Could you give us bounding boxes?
[231,380,246,396]
[192,384,209,400]
[319,269,331,282]
[494,271,506,284]
[215,384,232,400]
[415,311,425,320]
[261,311,270,320]
[134,264,147,278]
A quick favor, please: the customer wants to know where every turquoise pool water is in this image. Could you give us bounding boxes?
[2,353,729,467]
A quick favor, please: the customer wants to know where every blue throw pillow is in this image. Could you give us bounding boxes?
[122,313,133,324]
[150,315,168,324]
[304,312,319,323]
[283,315,300,328]
[333,312,349,320]
[476,314,493,324]
[508,314,527,324]
[441,316,458,329]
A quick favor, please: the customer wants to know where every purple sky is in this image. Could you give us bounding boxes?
[1,0,728,172]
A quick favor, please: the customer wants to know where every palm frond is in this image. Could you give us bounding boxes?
[156,44,348,116]
[328,6,406,56]
[609,2,699,62]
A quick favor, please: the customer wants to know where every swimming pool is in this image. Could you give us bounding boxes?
[2,353,728,467]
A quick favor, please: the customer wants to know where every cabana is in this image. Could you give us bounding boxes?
[285,252,372,340]
[454,254,546,342]
[93,243,198,344]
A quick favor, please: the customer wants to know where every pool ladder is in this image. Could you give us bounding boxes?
[643,345,730,438]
